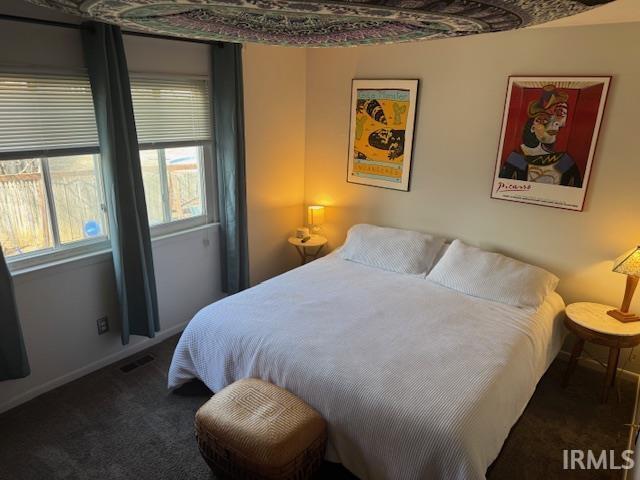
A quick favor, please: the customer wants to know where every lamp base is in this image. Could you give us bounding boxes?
[607,309,640,323]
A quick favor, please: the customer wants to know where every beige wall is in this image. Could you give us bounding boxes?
[244,44,306,284]
[304,24,640,366]
[2,0,640,388]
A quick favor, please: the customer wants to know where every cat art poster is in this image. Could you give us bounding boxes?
[347,80,418,191]
[492,76,611,211]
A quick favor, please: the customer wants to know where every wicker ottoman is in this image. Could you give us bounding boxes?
[195,378,327,480]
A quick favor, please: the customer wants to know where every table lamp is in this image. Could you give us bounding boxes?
[608,246,640,322]
[307,205,325,234]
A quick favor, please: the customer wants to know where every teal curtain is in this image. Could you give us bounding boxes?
[211,43,250,294]
[82,22,159,345]
[0,246,30,380]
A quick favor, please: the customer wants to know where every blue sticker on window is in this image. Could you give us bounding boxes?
[84,220,101,238]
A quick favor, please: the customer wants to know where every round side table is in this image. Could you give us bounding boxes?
[562,302,640,403]
[288,235,327,265]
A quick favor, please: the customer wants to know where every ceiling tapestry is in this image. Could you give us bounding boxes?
[24,1,615,46]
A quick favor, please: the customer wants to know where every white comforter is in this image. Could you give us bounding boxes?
[168,254,566,480]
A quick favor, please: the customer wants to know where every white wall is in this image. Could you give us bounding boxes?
[303,23,640,369]
[0,18,226,413]
[1,226,222,413]
[0,13,307,412]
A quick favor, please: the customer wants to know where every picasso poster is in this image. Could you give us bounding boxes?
[492,76,610,211]
[347,80,418,191]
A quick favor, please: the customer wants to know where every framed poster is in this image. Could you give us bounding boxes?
[491,76,610,211]
[347,79,419,191]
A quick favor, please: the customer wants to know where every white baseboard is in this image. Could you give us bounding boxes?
[0,321,189,415]
[557,349,640,382]
[4,342,637,419]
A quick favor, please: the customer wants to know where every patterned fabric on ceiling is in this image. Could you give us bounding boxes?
[24,0,615,47]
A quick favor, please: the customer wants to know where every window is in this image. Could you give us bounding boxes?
[130,76,213,233]
[0,74,108,266]
[0,72,215,269]
[0,155,106,256]
[140,146,205,226]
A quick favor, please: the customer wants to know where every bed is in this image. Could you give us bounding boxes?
[168,247,565,480]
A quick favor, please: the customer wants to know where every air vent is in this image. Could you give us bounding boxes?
[120,362,138,373]
[136,354,155,366]
[119,353,156,373]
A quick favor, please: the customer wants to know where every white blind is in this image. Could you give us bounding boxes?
[0,73,99,157]
[130,77,212,146]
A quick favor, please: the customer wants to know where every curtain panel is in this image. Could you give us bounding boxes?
[0,246,30,381]
[211,43,250,294]
[82,22,160,345]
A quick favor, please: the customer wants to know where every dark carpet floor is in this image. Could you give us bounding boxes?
[0,335,636,480]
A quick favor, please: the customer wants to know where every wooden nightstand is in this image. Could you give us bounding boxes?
[288,235,327,265]
[562,302,640,403]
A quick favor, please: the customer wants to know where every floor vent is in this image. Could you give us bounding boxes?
[120,362,138,373]
[136,354,155,366]
[120,354,155,373]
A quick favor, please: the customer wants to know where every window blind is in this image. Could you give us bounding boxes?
[0,73,100,158]
[130,77,212,146]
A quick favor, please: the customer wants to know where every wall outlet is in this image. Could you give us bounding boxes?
[97,316,109,335]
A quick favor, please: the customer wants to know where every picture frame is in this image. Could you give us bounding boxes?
[491,76,611,211]
[347,79,419,191]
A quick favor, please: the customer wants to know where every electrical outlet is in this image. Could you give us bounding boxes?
[97,316,109,335]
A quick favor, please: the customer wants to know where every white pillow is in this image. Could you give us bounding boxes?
[339,224,445,275]
[426,239,559,308]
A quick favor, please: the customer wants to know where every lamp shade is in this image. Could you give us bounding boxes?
[307,206,325,227]
[613,246,640,276]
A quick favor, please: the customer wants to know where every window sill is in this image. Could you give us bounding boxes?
[11,222,219,284]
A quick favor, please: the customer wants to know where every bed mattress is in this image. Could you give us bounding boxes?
[168,254,565,480]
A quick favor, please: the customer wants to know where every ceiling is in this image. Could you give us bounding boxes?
[1,0,640,41]
[536,0,640,28]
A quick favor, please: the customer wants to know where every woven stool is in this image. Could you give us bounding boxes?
[195,378,327,480]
